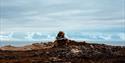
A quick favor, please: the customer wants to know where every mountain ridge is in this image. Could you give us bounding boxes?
[0,40,125,63]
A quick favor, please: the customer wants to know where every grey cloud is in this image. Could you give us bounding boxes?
[0,0,124,32]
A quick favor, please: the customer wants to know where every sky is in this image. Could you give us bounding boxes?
[0,0,125,46]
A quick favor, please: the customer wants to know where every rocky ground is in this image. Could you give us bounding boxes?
[0,40,125,63]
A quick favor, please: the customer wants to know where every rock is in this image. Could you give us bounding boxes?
[49,57,62,61]
[0,56,17,59]
[54,31,68,47]
[0,31,125,63]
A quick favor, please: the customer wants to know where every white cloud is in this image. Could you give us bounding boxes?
[0,32,9,35]
[0,33,15,41]
[42,0,72,5]
[0,32,125,43]
[118,33,125,41]
[47,9,100,16]
[1,0,124,32]
[0,0,124,47]
[47,10,84,16]
[21,11,39,16]
[98,35,111,41]
[0,37,15,42]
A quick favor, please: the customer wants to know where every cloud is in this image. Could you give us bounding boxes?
[0,32,15,41]
[118,33,125,41]
[46,9,99,16]
[0,32,125,43]
[0,36,15,42]
[0,0,124,43]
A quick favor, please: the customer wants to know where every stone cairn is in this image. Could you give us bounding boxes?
[54,31,68,47]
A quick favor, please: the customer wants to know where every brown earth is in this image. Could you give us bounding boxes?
[0,40,125,63]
